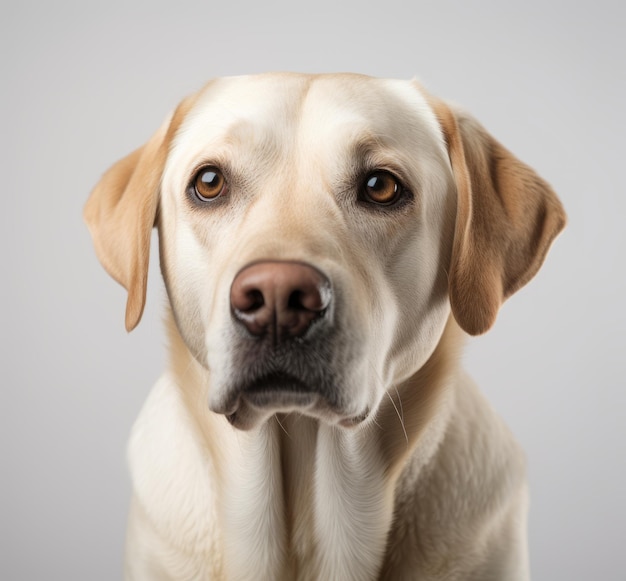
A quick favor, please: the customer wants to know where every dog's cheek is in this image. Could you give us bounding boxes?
[346,208,449,389]
[383,225,453,384]
[158,222,216,366]
[337,256,401,409]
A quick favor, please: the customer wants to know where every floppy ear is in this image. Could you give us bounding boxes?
[431,99,566,335]
[84,96,195,332]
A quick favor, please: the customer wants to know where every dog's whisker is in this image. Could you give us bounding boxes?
[393,384,405,426]
[385,388,408,445]
[274,415,291,439]
[362,357,407,443]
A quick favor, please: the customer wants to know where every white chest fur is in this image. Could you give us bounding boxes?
[219,416,393,581]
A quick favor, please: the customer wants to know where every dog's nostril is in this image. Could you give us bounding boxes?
[245,290,265,311]
[288,290,306,311]
[289,282,331,313]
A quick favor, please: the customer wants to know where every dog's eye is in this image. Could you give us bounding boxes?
[194,167,227,201]
[362,171,401,205]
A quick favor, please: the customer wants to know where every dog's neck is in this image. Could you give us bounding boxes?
[165,311,461,581]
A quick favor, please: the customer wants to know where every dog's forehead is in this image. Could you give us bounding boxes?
[174,73,444,156]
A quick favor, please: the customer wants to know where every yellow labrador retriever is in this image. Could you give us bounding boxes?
[85,73,565,581]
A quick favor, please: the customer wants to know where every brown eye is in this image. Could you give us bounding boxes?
[194,167,227,201]
[363,171,401,205]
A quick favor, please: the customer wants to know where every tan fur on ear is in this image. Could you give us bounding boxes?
[430,99,566,335]
[84,96,196,332]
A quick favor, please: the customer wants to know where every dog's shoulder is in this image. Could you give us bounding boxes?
[127,374,222,557]
[383,373,529,579]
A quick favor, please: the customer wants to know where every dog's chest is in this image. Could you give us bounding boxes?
[218,416,394,581]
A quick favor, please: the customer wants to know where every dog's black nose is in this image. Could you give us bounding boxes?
[230,261,331,341]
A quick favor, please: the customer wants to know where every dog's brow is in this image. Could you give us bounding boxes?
[343,133,413,183]
[350,133,387,158]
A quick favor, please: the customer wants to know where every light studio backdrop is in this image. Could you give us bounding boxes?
[2,1,624,579]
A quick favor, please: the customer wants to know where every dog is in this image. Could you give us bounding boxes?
[85,73,566,580]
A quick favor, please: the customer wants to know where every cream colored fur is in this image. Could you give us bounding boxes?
[85,73,565,580]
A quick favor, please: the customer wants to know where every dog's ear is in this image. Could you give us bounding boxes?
[431,99,566,335]
[84,96,195,332]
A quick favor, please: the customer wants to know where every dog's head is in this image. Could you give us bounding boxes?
[85,73,565,430]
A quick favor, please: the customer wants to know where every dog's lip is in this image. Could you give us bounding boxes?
[219,372,370,430]
[225,392,318,429]
[225,401,371,431]
[243,390,318,409]
[240,372,312,396]
[338,409,370,427]
[218,372,317,416]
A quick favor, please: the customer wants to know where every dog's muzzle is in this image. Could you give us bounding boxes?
[217,261,361,428]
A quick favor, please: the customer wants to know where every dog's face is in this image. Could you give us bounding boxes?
[158,74,455,429]
[85,73,565,431]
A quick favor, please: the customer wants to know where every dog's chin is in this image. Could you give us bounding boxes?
[213,373,369,431]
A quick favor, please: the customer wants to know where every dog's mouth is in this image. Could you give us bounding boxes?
[238,372,318,408]
[241,371,309,394]
[224,372,320,427]
[219,371,368,430]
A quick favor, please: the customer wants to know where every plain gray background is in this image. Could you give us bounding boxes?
[2,0,624,579]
